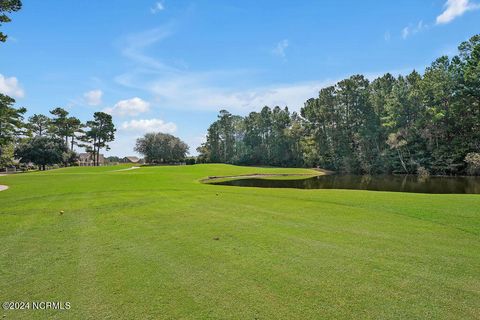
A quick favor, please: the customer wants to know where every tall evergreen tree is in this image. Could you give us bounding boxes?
[81,112,115,166]
[0,94,26,159]
[0,0,22,43]
[28,114,50,137]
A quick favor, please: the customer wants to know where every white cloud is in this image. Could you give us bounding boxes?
[115,26,414,116]
[116,28,327,112]
[148,78,331,112]
[0,74,25,98]
[121,26,174,70]
[151,2,164,14]
[272,39,289,59]
[436,0,480,24]
[104,97,150,116]
[401,20,426,39]
[384,31,391,41]
[121,118,177,133]
[83,89,103,106]
[118,67,417,114]
[184,135,206,156]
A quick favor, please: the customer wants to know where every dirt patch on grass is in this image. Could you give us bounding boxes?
[112,166,141,172]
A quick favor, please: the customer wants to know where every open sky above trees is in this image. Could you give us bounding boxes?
[1,0,480,156]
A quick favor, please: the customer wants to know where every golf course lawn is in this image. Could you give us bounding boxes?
[0,164,479,319]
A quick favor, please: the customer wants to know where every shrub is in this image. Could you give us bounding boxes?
[185,157,196,165]
[465,153,480,175]
[417,166,430,178]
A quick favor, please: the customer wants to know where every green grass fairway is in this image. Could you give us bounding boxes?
[1,164,479,319]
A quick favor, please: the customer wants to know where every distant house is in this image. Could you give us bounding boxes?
[78,153,105,166]
[1,159,35,173]
[122,156,144,164]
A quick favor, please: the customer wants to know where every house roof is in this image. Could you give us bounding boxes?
[78,153,91,160]
[78,153,105,161]
[124,156,140,163]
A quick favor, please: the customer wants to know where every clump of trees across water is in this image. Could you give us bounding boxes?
[135,133,189,164]
[198,35,480,176]
[0,101,116,170]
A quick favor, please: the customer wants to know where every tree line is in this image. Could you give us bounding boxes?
[0,99,116,170]
[198,34,480,176]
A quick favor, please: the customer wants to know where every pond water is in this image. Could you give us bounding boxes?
[212,174,480,194]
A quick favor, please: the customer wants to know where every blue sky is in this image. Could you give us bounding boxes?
[1,0,479,156]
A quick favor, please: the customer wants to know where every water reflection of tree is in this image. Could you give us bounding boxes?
[217,174,480,194]
[400,175,408,192]
[361,175,372,187]
[417,175,429,184]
